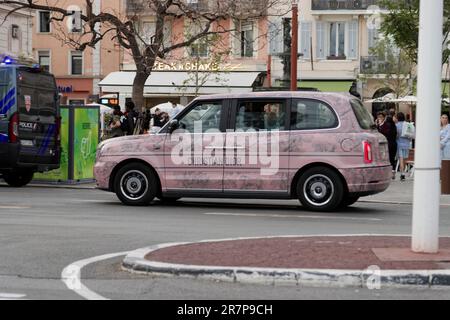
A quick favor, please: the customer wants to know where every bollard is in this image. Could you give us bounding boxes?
[442,160,450,195]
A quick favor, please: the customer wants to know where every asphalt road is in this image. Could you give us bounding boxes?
[1,184,450,300]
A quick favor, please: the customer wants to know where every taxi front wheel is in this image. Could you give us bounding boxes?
[114,163,158,206]
[297,167,344,212]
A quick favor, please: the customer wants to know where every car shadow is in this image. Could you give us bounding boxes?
[151,199,386,216]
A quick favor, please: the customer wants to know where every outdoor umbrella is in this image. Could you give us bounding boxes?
[364,93,397,103]
[392,95,418,104]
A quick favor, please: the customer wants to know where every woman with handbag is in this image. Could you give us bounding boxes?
[396,112,413,181]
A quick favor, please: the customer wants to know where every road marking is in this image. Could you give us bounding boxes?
[0,293,27,300]
[0,206,31,209]
[203,212,382,222]
[61,251,129,300]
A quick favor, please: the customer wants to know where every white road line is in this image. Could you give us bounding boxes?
[0,206,31,209]
[61,251,129,300]
[0,293,27,300]
[203,212,382,222]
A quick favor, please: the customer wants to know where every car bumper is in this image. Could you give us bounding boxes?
[340,165,392,196]
[94,157,120,191]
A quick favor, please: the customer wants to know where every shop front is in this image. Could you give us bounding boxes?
[57,78,94,106]
[99,70,266,110]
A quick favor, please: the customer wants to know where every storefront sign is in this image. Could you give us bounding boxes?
[58,85,74,93]
[154,62,243,72]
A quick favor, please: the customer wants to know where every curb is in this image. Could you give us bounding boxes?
[122,235,450,288]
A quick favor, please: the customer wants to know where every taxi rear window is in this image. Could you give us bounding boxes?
[350,99,375,130]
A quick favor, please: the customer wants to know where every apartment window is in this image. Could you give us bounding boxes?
[240,22,255,57]
[39,11,51,33]
[190,41,208,58]
[70,51,83,75]
[68,10,82,33]
[38,51,51,72]
[329,22,345,58]
[316,20,358,60]
[187,21,208,57]
[141,21,156,44]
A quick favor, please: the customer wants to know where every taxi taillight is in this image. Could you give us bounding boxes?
[363,141,373,164]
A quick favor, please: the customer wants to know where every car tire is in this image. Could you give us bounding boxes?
[340,196,360,208]
[297,167,345,212]
[114,163,158,206]
[3,170,34,188]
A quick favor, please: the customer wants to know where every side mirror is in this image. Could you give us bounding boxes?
[168,119,179,133]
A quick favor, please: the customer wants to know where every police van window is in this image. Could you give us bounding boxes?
[0,68,14,117]
[291,99,338,130]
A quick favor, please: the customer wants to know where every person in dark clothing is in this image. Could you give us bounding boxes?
[349,81,361,100]
[376,111,397,179]
[123,101,139,135]
[152,108,164,128]
[142,109,151,134]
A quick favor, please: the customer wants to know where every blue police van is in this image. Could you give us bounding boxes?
[0,58,60,187]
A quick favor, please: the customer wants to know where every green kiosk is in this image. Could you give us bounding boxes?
[34,105,100,184]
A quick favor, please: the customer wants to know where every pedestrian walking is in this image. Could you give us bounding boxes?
[440,113,450,160]
[109,115,124,138]
[396,112,414,181]
[142,109,152,134]
[377,111,398,179]
[152,108,163,127]
[123,101,139,135]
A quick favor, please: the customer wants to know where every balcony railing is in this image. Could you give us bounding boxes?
[311,0,389,10]
[126,0,211,15]
[360,56,391,74]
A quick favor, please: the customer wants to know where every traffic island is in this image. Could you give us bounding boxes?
[122,235,450,288]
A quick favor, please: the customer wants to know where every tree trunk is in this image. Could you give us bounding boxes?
[132,71,150,112]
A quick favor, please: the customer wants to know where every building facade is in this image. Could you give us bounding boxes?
[269,0,395,98]
[0,2,33,60]
[32,0,121,105]
[100,0,271,108]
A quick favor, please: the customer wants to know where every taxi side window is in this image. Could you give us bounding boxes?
[291,99,338,130]
[235,100,286,131]
[178,102,222,133]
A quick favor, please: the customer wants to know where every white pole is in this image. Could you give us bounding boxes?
[412,0,444,253]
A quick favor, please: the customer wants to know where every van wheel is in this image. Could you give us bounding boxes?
[3,170,34,187]
[297,167,344,212]
[340,196,360,208]
[114,163,158,206]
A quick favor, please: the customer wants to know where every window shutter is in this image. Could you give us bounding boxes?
[268,18,283,55]
[163,20,172,48]
[368,27,379,53]
[300,21,312,59]
[316,21,326,59]
[348,20,358,60]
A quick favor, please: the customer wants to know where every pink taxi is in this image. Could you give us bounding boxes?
[94,92,391,211]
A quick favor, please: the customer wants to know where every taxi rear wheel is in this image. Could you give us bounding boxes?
[114,163,157,206]
[297,167,344,212]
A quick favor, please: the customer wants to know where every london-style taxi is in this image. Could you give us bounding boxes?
[94,92,391,211]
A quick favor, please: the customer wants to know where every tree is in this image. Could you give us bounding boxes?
[1,0,288,111]
[380,0,450,66]
[364,36,415,98]
[176,33,231,98]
